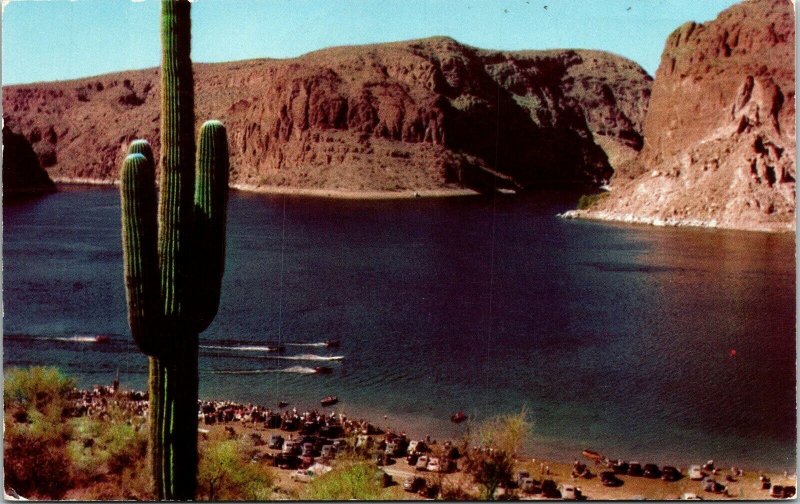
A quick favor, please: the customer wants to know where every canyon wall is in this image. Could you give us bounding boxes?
[3,37,651,194]
[574,0,795,231]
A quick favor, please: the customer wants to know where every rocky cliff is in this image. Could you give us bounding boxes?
[2,37,651,194]
[572,0,795,231]
[2,125,57,198]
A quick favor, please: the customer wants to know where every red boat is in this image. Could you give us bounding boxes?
[320,396,338,407]
[450,412,468,424]
[94,335,110,344]
[314,366,333,374]
[325,339,341,348]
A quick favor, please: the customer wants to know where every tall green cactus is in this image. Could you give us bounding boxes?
[119,0,229,499]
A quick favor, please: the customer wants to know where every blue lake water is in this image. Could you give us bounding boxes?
[3,185,796,471]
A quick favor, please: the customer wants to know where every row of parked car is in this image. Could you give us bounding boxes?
[608,460,682,481]
[513,472,582,499]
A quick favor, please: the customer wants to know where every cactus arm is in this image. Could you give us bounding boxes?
[159,0,196,332]
[193,120,230,332]
[120,151,161,356]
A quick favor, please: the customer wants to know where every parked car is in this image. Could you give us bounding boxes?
[703,478,726,494]
[408,440,427,454]
[268,435,284,450]
[403,476,426,493]
[332,439,348,451]
[643,464,661,478]
[681,493,703,500]
[385,441,404,456]
[600,470,623,487]
[415,455,429,471]
[689,465,704,481]
[516,470,530,485]
[782,486,796,498]
[771,485,785,498]
[282,440,298,456]
[302,442,315,457]
[274,453,299,470]
[661,466,681,482]
[406,452,420,465]
[320,444,336,459]
[300,454,315,467]
[419,483,440,499]
[519,477,541,494]
[612,460,629,474]
[558,484,582,500]
[628,462,644,477]
[541,480,560,499]
[426,457,442,472]
[374,453,392,466]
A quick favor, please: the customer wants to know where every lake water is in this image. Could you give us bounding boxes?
[3,185,796,471]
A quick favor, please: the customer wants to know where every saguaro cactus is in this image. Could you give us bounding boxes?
[119,0,229,499]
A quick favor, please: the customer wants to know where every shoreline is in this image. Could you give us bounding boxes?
[560,209,796,234]
[51,178,480,200]
[188,391,799,500]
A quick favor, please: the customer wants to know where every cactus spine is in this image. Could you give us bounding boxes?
[119,1,229,499]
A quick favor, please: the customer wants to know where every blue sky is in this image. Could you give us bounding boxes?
[3,0,740,86]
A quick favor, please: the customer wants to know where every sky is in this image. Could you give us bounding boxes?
[2,0,743,86]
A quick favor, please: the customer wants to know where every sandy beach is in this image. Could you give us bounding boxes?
[51,180,480,200]
[204,412,796,500]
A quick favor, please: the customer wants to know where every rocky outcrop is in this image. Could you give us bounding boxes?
[2,37,651,194]
[2,125,56,198]
[575,0,795,232]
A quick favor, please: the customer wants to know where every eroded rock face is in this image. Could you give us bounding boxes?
[2,125,56,198]
[2,37,651,193]
[586,0,795,231]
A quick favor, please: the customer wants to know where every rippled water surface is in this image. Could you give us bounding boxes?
[4,186,796,471]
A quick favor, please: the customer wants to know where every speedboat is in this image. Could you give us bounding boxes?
[94,335,110,344]
[314,366,333,374]
[324,339,341,348]
[450,411,467,424]
[320,396,338,407]
[266,345,285,352]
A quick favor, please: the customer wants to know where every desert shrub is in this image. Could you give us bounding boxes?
[4,367,76,499]
[577,191,609,210]
[4,366,74,419]
[197,438,275,500]
[464,409,533,500]
[68,413,147,479]
[302,461,387,500]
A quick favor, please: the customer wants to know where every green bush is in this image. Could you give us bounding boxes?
[197,438,275,500]
[303,461,387,500]
[577,191,609,210]
[4,366,74,419]
[4,367,75,499]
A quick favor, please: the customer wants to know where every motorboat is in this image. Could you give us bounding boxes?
[278,401,289,408]
[266,345,285,352]
[94,335,110,344]
[450,411,467,424]
[324,339,341,348]
[314,366,333,374]
[320,396,338,407]
[582,449,603,463]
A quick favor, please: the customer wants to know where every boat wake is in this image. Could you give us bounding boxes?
[211,366,317,375]
[277,354,344,361]
[53,335,100,343]
[201,344,282,352]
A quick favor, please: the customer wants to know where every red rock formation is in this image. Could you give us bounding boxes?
[2,37,651,194]
[580,0,795,231]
